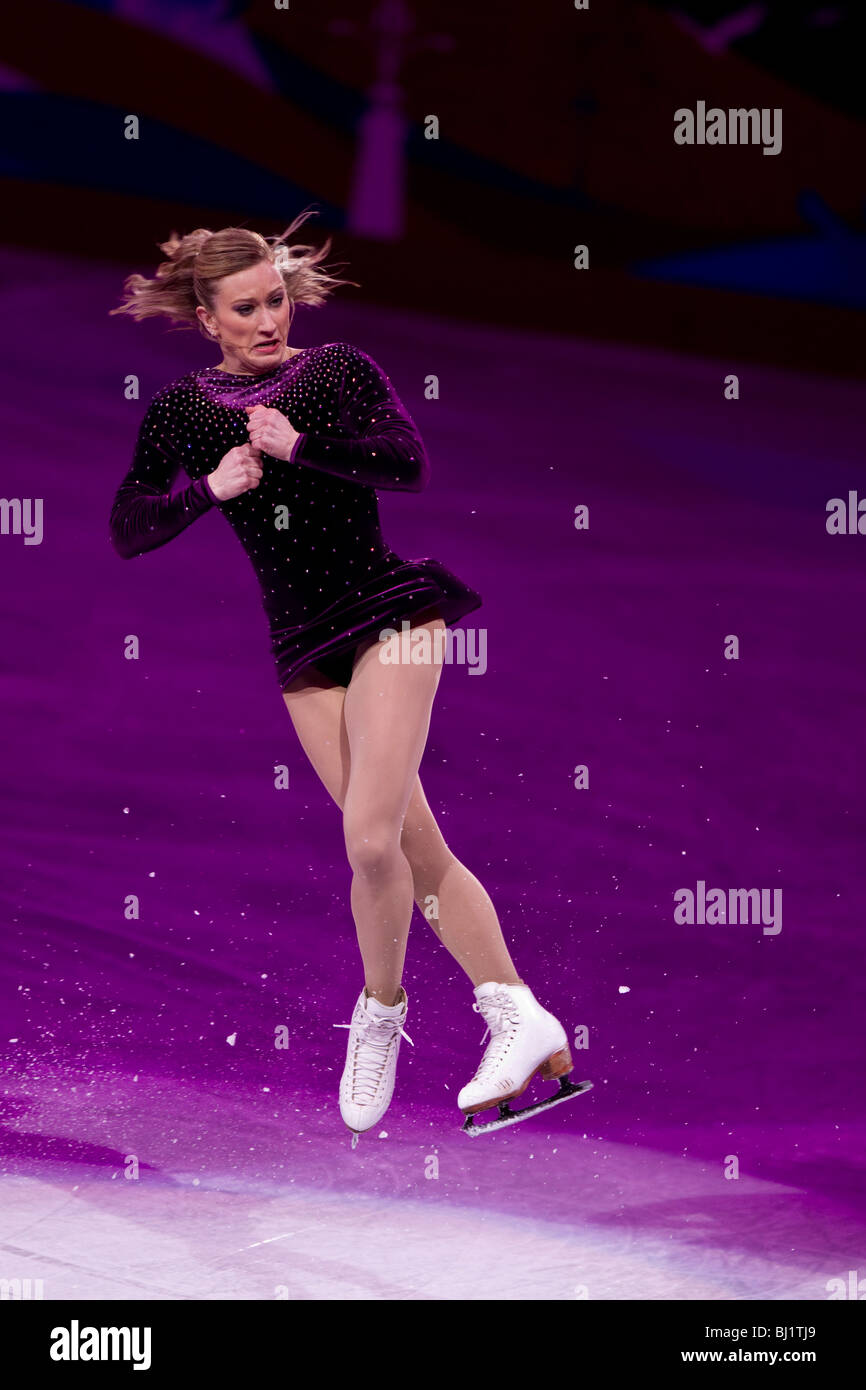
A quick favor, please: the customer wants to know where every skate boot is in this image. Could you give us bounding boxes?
[458,981,572,1115]
[333,986,413,1146]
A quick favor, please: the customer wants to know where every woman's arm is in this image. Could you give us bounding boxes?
[287,344,431,492]
[109,389,220,559]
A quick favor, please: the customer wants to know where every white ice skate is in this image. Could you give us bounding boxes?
[333,986,413,1148]
[458,981,592,1136]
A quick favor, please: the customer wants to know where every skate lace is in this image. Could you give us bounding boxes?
[333,1010,414,1103]
[471,990,521,1081]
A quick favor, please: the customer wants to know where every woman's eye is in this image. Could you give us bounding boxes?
[234,299,281,315]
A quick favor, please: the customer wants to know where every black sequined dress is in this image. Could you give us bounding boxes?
[109,341,482,689]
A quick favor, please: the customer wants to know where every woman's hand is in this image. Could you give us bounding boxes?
[207,443,263,502]
[245,405,300,461]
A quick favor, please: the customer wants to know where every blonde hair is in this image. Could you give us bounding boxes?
[110,206,357,338]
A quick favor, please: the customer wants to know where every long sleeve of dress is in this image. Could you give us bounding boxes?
[287,345,430,492]
[109,390,219,559]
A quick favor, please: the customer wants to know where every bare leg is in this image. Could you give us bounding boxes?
[338,614,446,1004]
[281,617,521,998]
[399,776,521,988]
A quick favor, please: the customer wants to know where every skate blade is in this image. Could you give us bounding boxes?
[460,1078,593,1136]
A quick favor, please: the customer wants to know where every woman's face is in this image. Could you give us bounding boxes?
[197,260,291,374]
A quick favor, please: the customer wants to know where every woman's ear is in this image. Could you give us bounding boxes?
[195,304,216,336]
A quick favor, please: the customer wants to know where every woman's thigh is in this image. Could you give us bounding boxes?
[281,674,352,808]
[281,609,450,857]
[341,613,447,840]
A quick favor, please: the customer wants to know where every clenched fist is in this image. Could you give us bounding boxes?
[207,443,264,502]
[245,404,301,461]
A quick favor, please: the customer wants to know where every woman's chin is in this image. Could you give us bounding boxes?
[246,341,285,367]
[224,341,287,374]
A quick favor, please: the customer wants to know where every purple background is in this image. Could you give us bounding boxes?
[1,245,865,1297]
[1,0,865,1300]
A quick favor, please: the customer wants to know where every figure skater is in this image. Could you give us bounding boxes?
[109,210,576,1142]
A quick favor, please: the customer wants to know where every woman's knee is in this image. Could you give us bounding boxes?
[343,813,404,878]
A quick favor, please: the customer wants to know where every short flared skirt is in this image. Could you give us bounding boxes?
[268,551,483,691]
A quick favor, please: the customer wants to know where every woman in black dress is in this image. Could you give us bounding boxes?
[109,211,575,1144]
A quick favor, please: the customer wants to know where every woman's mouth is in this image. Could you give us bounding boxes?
[254,341,279,353]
